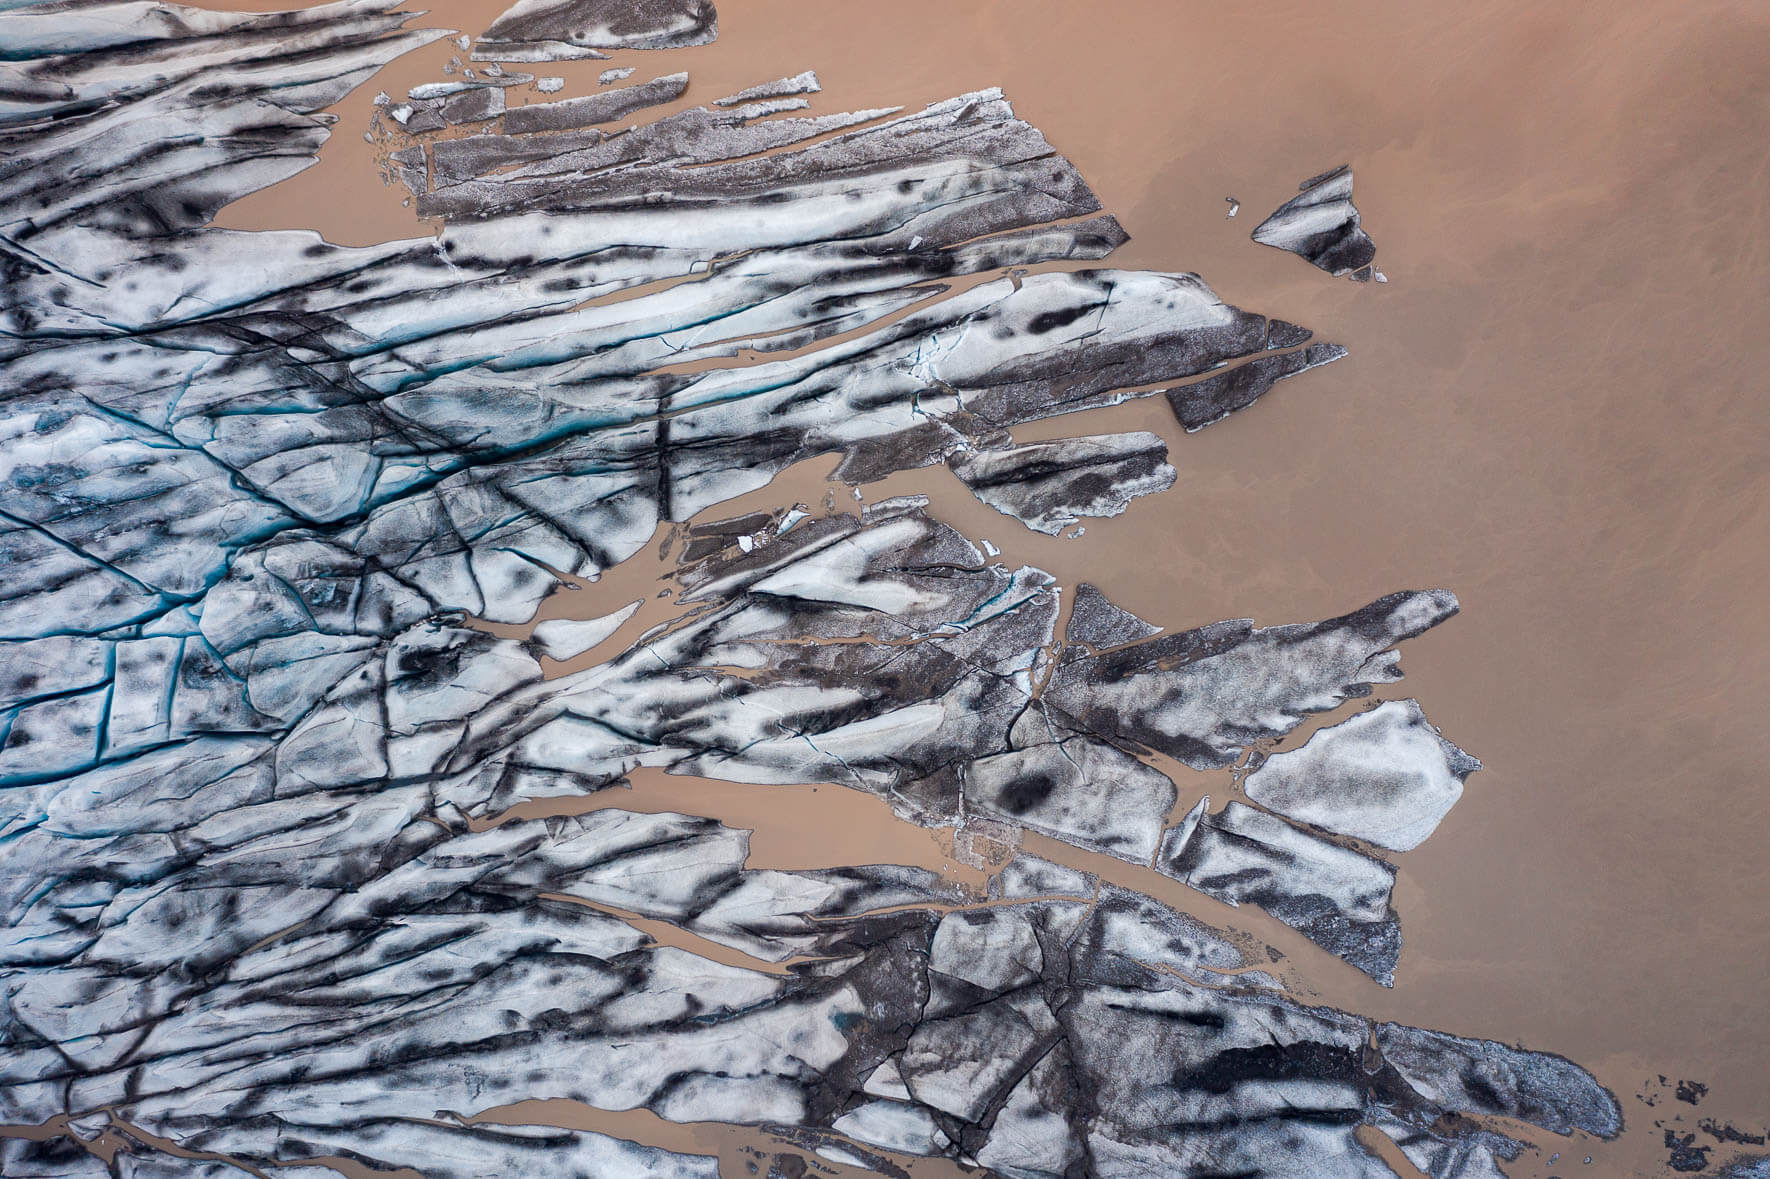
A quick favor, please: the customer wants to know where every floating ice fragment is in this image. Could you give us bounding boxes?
[1244,698,1480,851]
[1252,163,1378,277]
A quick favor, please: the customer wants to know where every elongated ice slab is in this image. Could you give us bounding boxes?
[1166,341,1348,431]
[473,0,716,60]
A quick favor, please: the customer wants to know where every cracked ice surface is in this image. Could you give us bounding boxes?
[0,798,1620,1175]
[0,1,1625,1174]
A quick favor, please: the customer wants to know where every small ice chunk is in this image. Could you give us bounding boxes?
[816,1147,871,1168]
[832,1100,947,1156]
[861,1058,912,1101]
[530,600,642,662]
[536,76,564,93]
[404,105,446,133]
[599,67,636,86]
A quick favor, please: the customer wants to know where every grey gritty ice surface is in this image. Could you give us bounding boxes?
[1064,581,1163,649]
